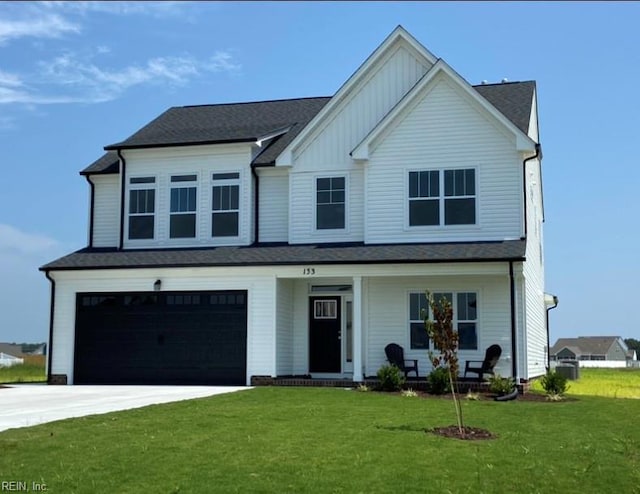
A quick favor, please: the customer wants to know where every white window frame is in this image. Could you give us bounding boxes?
[407,167,477,228]
[407,290,479,351]
[313,173,348,233]
[127,175,157,241]
[211,171,240,239]
[169,173,198,239]
[314,300,337,319]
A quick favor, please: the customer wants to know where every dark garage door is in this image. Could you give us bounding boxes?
[74,291,247,385]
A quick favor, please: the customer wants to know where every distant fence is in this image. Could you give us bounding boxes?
[0,354,24,368]
[576,360,629,369]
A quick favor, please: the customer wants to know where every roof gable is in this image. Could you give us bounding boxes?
[276,25,437,166]
[351,60,536,160]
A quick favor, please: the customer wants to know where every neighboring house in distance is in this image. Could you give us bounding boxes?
[0,343,25,368]
[40,26,554,386]
[550,336,637,367]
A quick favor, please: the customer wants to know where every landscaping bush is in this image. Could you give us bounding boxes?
[427,366,451,395]
[488,374,516,396]
[540,370,569,396]
[377,364,405,391]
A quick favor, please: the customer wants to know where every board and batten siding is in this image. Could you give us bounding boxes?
[365,76,523,244]
[90,174,120,247]
[292,45,430,170]
[48,267,276,385]
[365,275,513,378]
[258,169,289,243]
[289,169,364,244]
[275,278,294,375]
[121,144,253,249]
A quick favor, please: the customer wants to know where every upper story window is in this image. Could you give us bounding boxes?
[409,291,478,350]
[170,174,197,239]
[212,172,239,237]
[316,176,345,230]
[409,168,476,227]
[128,176,156,240]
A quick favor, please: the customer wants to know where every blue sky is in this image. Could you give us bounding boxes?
[0,2,638,345]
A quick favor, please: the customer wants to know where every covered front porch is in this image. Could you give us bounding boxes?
[269,261,521,385]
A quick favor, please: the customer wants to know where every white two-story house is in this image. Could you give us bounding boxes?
[41,26,553,386]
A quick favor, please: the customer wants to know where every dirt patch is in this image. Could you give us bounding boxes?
[430,425,496,440]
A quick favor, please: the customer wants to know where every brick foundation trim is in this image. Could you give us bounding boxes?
[48,374,68,385]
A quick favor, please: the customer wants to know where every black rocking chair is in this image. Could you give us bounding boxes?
[384,343,419,378]
[464,344,502,381]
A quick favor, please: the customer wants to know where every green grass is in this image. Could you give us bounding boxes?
[530,367,640,399]
[0,357,46,384]
[2,387,640,493]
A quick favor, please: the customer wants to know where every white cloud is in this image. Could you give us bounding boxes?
[0,224,59,256]
[41,1,193,18]
[0,49,240,106]
[0,12,80,45]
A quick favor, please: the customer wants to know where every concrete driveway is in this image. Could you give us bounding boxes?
[0,384,249,432]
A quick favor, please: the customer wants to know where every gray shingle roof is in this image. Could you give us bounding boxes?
[82,82,535,175]
[475,81,535,135]
[550,336,623,356]
[40,240,525,271]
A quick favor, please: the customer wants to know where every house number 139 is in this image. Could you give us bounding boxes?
[303,268,316,275]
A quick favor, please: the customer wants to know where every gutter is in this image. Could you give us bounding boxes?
[44,270,56,384]
[250,163,260,244]
[545,294,559,370]
[84,175,95,248]
[117,149,126,250]
[522,143,541,238]
[509,261,518,380]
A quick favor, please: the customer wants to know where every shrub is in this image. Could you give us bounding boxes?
[540,370,569,396]
[377,364,405,391]
[427,366,451,395]
[401,388,418,398]
[356,384,370,392]
[488,374,516,396]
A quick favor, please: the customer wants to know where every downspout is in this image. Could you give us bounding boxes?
[84,175,95,248]
[117,149,126,250]
[509,261,518,380]
[522,143,541,238]
[251,164,260,244]
[44,270,56,384]
[545,295,559,370]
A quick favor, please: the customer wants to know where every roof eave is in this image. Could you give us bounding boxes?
[104,137,257,151]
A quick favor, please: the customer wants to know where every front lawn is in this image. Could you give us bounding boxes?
[530,367,640,399]
[1,387,640,493]
[0,356,46,384]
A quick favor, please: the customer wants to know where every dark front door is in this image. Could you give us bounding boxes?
[309,296,341,373]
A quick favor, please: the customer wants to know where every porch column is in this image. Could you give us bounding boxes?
[353,276,363,382]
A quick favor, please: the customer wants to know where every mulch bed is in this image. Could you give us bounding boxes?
[430,425,496,440]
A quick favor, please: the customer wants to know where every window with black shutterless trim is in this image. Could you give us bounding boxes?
[128,176,156,239]
[408,291,478,350]
[408,168,476,226]
[316,176,345,230]
[212,172,240,237]
[170,174,197,238]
